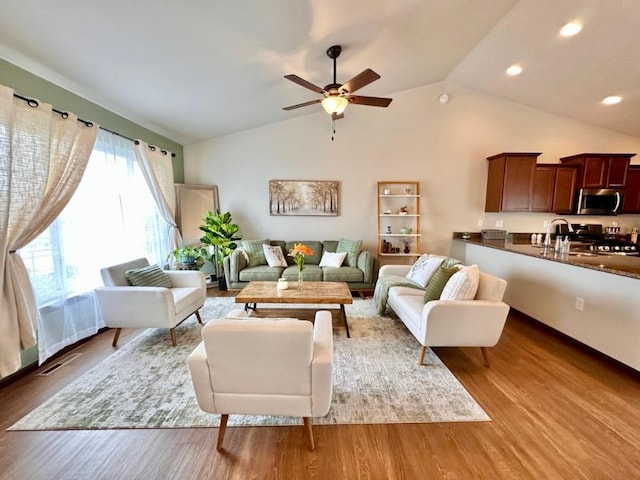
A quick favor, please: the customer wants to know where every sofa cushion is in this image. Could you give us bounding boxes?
[238,265,283,282]
[284,241,323,265]
[336,238,362,267]
[319,251,347,267]
[242,239,270,267]
[423,266,458,302]
[405,254,445,287]
[125,264,172,288]
[263,244,288,267]
[323,266,364,283]
[282,265,323,281]
[440,264,480,301]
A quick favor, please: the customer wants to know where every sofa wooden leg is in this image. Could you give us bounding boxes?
[480,347,490,367]
[303,417,315,451]
[217,414,229,451]
[195,309,203,324]
[111,328,122,347]
[418,346,427,365]
[170,328,177,347]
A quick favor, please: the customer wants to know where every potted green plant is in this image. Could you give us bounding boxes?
[166,245,204,268]
[199,209,242,290]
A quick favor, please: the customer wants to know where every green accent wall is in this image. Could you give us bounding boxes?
[0,58,185,375]
[0,58,185,182]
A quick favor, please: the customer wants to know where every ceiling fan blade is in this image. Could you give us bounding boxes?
[339,69,380,94]
[282,99,322,111]
[284,74,326,94]
[332,113,344,120]
[347,95,392,107]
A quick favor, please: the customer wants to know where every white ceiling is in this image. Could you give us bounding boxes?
[1,0,639,145]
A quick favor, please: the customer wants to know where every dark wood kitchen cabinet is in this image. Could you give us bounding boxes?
[623,166,640,213]
[532,164,578,213]
[485,152,541,212]
[560,153,635,188]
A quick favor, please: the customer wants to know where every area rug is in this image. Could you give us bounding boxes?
[8,297,489,430]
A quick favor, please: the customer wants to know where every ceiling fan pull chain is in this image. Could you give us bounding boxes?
[331,117,336,141]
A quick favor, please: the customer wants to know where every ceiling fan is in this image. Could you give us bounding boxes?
[282,45,392,120]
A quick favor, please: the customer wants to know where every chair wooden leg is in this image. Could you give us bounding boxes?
[303,417,315,451]
[170,328,177,347]
[111,328,122,347]
[480,347,490,367]
[195,309,203,324]
[418,346,427,365]
[217,414,229,451]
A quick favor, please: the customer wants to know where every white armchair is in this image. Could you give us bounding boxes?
[381,264,510,366]
[188,309,334,451]
[95,258,207,347]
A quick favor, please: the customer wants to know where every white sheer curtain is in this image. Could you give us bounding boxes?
[133,141,182,250]
[18,130,171,367]
[0,85,98,377]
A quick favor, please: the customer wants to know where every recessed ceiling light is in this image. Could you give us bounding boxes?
[560,21,582,37]
[602,96,622,105]
[506,65,523,76]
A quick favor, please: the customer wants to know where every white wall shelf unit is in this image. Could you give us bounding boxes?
[377,181,421,261]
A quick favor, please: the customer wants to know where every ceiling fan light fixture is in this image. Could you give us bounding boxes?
[321,95,348,115]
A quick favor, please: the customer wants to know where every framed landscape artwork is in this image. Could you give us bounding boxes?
[269,180,339,216]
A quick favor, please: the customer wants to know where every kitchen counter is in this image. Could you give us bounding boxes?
[451,234,640,372]
[453,233,640,280]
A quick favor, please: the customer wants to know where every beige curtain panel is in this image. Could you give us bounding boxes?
[0,85,98,377]
[133,141,182,250]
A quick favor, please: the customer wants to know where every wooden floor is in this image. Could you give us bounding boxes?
[1,289,639,480]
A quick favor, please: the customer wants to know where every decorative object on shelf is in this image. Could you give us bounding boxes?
[386,226,392,234]
[399,206,408,215]
[383,189,391,195]
[269,180,338,216]
[462,232,471,240]
[277,278,289,290]
[399,227,413,234]
[401,237,414,253]
[288,243,314,289]
[384,210,392,214]
[405,187,412,194]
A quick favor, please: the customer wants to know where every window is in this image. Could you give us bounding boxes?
[19,129,171,363]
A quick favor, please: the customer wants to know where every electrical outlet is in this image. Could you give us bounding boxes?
[477,219,483,227]
[575,297,584,311]
[496,220,504,228]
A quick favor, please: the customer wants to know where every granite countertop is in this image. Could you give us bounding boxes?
[453,233,640,280]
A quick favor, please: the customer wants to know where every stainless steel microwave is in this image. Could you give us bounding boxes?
[575,188,623,215]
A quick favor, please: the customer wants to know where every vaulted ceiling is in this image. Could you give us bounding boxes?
[2,0,639,144]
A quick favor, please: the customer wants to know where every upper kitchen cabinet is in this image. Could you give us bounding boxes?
[623,166,640,213]
[533,164,578,213]
[485,152,541,212]
[560,153,635,188]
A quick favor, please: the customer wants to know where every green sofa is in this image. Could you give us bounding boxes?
[223,240,376,293]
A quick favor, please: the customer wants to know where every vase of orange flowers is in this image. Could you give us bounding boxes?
[288,243,313,290]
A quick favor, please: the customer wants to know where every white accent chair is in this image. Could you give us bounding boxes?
[380,264,510,366]
[95,258,207,347]
[188,309,334,451]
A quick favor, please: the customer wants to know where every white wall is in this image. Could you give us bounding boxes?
[184,82,640,256]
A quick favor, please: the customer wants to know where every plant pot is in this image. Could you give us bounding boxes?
[218,276,228,291]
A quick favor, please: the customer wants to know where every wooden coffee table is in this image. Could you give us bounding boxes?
[235,281,353,337]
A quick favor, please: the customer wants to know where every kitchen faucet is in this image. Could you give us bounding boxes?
[544,218,574,248]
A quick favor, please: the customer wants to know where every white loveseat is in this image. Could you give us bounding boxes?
[379,264,510,366]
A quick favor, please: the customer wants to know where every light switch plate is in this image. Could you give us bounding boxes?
[496,220,504,228]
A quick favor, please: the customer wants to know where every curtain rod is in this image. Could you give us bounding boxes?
[12,92,176,158]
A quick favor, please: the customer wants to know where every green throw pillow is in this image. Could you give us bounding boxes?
[125,264,173,288]
[423,266,458,302]
[242,239,270,267]
[336,238,362,267]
